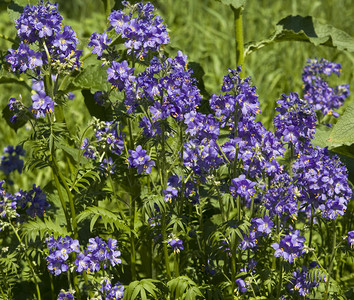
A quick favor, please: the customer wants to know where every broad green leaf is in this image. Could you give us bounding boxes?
[66,56,111,92]
[245,15,354,56]
[7,0,38,22]
[312,124,332,148]
[81,89,113,121]
[215,0,246,9]
[328,102,354,147]
[2,105,27,131]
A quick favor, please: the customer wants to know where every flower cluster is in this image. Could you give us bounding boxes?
[293,146,352,219]
[107,60,135,91]
[94,120,125,156]
[229,174,256,204]
[127,145,155,174]
[46,236,122,276]
[100,279,125,299]
[302,58,350,119]
[6,1,82,74]
[262,171,298,218]
[88,32,112,58]
[0,145,25,175]
[75,237,122,273]
[0,181,19,227]
[108,1,169,58]
[209,67,261,127]
[274,92,316,152]
[272,230,305,263]
[6,43,43,73]
[57,290,74,300]
[15,184,50,218]
[211,68,284,179]
[46,236,80,276]
[288,265,326,297]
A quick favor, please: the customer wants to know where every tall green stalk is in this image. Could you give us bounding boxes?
[9,221,41,300]
[324,220,337,300]
[232,6,244,70]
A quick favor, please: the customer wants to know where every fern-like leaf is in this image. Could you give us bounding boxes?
[70,169,101,193]
[21,217,68,242]
[76,206,130,233]
[168,276,204,300]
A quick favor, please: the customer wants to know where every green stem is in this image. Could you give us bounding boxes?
[162,213,171,280]
[237,195,241,221]
[49,273,55,300]
[52,157,78,239]
[324,220,337,300]
[42,41,53,99]
[9,222,41,300]
[130,194,137,281]
[216,185,226,223]
[52,171,73,234]
[0,33,16,44]
[102,0,111,20]
[174,254,180,277]
[231,249,237,297]
[276,260,283,299]
[232,6,244,70]
[308,206,314,249]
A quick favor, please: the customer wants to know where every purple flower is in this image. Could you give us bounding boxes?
[94,121,125,156]
[101,279,125,299]
[168,238,184,254]
[127,145,155,174]
[229,175,256,202]
[88,31,112,58]
[18,184,50,218]
[274,92,316,153]
[14,2,63,44]
[252,215,274,235]
[348,231,354,248]
[6,42,43,73]
[107,60,135,91]
[302,58,350,119]
[293,146,352,219]
[108,1,169,58]
[46,236,80,276]
[0,145,25,175]
[288,266,325,297]
[75,252,90,273]
[272,230,305,263]
[0,181,20,222]
[30,91,55,118]
[57,290,74,300]
[235,278,247,294]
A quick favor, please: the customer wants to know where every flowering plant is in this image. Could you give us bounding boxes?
[1,1,354,300]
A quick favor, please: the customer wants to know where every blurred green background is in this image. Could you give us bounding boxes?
[0,0,353,189]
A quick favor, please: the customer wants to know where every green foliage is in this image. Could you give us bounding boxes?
[245,15,354,56]
[69,168,101,193]
[21,217,68,242]
[76,205,130,233]
[124,279,168,300]
[0,0,354,299]
[167,276,204,300]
